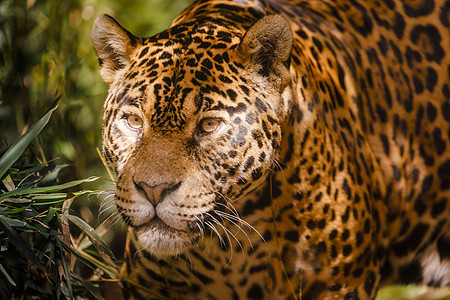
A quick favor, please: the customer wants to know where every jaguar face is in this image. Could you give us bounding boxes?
[94,15,292,255]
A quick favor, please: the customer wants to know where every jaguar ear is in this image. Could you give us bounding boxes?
[238,14,293,91]
[91,14,140,85]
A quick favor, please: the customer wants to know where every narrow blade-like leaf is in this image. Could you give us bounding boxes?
[56,239,73,299]
[0,176,98,200]
[0,105,58,178]
[0,264,16,287]
[65,215,115,262]
[0,218,43,270]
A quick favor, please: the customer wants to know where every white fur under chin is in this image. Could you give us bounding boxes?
[135,219,197,256]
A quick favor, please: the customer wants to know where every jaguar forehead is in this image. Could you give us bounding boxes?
[133,41,191,132]
[127,30,242,132]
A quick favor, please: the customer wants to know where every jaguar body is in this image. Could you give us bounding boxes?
[91,0,450,298]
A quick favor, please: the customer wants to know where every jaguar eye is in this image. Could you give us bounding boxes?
[127,114,143,130]
[199,118,221,134]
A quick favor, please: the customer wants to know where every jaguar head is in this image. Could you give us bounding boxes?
[91,14,293,255]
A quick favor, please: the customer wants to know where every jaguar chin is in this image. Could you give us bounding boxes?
[134,219,199,256]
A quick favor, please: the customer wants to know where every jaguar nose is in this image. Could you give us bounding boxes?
[136,181,181,206]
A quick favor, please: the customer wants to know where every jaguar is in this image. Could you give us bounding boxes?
[91,0,450,298]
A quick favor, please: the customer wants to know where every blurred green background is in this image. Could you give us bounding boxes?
[0,0,449,299]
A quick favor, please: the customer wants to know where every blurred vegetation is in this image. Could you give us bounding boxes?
[0,0,448,298]
[0,107,119,298]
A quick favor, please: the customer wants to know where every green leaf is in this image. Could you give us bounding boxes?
[0,218,43,270]
[0,264,16,286]
[32,199,67,206]
[1,198,33,204]
[0,176,98,200]
[0,105,58,179]
[57,239,73,299]
[4,207,28,214]
[71,273,105,300]
[38,164,70,185]
[31,193,68,200]
[65,215,115,262]
[58,241,118,279]
[0,214,26,227]
[45,206,58,222]
[16,159,59,175]
[2,175,15,191]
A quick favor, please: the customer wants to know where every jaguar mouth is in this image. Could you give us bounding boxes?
[134,217,200,256]
[135,217,188,232]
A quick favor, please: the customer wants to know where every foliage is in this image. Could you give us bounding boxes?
[1,0,103,179]
[0,108,120,298]
[376,286,450,300]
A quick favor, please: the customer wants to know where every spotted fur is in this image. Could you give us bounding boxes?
[91,0,450,298]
